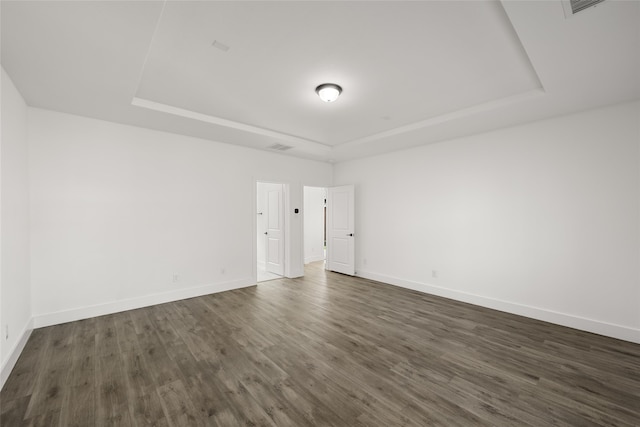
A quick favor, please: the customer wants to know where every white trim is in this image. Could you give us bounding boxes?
[132,97,331,153]
[252,177,258,284]
[304,254,325,264]
[1,318,33,390]
[33,278,255,329]
[357,270,640,344]
[337,89,545,149]
[282,183,291,278]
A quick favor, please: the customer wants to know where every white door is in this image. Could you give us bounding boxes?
[265,184,284,276]
[327,185,355,275]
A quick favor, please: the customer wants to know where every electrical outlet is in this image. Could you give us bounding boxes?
[432,270,438,279]
[172,274,179,283]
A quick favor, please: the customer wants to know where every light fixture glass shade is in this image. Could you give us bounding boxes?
[316,83,342,102]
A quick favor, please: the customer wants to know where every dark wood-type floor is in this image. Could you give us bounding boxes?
[1,262,639,426]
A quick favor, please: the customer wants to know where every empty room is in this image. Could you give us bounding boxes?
[1,0,639,426]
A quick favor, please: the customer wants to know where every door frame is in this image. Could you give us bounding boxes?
[253,180,290,282]
[265,183,285,275]
[302,186,327,266]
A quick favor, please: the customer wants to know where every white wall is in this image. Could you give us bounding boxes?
[28,108,331,326]
[304,186,325,264]
[334,101,640,343]
[1,68,32,386]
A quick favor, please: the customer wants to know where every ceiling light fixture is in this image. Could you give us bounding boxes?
[315,83,342,103]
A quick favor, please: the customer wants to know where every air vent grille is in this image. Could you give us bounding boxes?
[267,144,293,151]
[570,0,605,14]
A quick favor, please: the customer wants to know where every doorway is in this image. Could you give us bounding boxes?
[256,182,285,282]
[303,186,327,267]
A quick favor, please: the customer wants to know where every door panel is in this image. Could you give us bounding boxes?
[327,185,355,275]
[267,190,280,229]
[265,184,284,275]
[267,238,280,264]
[332,192,349,229]
[331,237,350,265]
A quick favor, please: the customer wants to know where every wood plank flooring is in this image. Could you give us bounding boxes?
[1,262,639,426]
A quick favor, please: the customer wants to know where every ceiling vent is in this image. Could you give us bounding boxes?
[267,144,293,151]
[563,0,605,17]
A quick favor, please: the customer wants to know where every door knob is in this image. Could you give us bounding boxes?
[347,233,353,236]
[264,232,268,235]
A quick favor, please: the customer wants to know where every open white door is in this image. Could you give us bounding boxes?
[265,184,284,276]
[327,185,355,275]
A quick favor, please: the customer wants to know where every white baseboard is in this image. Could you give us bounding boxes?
[33,278,256,328]
[1,318,33,391]
[356,270,640,344]
[304,255,325,264]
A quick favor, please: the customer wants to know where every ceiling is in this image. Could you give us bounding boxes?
[2,1,639,163]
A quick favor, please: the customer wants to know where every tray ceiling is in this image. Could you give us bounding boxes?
[2,1,638,162]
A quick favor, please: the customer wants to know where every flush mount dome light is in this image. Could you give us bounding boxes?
[315,83,342,103]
